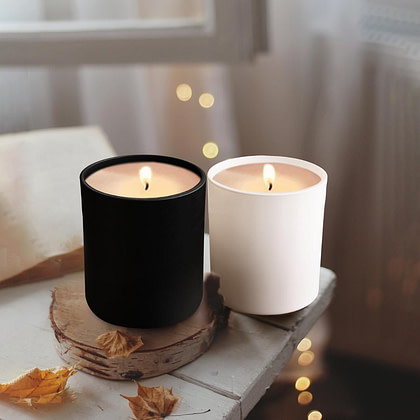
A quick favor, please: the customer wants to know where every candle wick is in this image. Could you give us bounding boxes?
[268,182,273,191]
[145,182,149,191]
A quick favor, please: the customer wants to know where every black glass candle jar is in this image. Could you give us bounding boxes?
[80,155,206,328]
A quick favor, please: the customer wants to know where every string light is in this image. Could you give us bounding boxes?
[295,376,311,391]
[202,142,219,159]
[176,83,192,102]
[297,337,312,352]
[298,391,313,405]
[199,93,215,108]
[308,410,323,420]
[295,333,325,417]
[298,351,315,367]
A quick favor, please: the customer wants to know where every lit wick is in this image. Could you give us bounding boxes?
[139,166,152,191]
[263,164,275,192]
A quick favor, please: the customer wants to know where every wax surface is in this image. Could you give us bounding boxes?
[85,161,200,198]
[213,162,321,193]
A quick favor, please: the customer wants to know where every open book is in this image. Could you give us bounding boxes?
[0,126,115,287]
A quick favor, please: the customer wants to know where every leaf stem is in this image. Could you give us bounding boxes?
[169,408,211,416]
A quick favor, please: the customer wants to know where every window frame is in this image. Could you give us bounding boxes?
[0,0,267,65]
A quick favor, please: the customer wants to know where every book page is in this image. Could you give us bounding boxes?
[0,126,115,285]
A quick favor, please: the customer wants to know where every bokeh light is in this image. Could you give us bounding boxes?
[176,83,192,102]
[298,351,315,366]
[308,410,323,420]
[297,337,312,352]
[295,376,311,391]
[202,142,219,159]
[199,92,215,108]
[298,391,313,405]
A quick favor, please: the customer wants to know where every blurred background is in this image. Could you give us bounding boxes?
[1,0,419,418]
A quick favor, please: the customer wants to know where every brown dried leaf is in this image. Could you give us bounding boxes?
[0,366,76,406]
[96,330,144,359]
[121,382,180,419]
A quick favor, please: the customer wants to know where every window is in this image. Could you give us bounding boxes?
[0,0,267,65]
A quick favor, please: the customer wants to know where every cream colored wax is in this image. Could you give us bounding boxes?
[213,162,321,193]
[86,161,200,198]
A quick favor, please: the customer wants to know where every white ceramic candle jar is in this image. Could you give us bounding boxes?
[207,156,328,315]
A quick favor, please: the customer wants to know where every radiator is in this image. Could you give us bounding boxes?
[329,3,420,369]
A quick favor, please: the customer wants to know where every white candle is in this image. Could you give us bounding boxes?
[85,161,200,198]
[208,156,328,315]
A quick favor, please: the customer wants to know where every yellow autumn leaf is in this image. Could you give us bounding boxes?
[0,365,76,406]
[96,330,144,359]
[121,382,180,419]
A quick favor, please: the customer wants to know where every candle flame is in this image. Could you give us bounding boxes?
[263,164,275,191]
[139,166,152,191]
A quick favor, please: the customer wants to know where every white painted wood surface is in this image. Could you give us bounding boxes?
[173,268,336,418]
[0,237,335,419]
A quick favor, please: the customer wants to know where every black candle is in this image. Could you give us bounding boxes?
[80,155,206,328]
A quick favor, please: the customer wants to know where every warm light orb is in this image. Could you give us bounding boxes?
[263,164,275,191]
[308,410,323,420]
[298,391,313,405]
[202,142,219,159]
[298,351,315,367]
[139,166,152,191]
[295,376,311,391]
[176,83,193,102]
[297,337,312,352]
[199,92,215,108]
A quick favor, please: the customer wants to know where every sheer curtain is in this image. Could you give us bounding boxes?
[72,1,240,175]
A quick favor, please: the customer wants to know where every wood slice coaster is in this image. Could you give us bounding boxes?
[50,273,229,381]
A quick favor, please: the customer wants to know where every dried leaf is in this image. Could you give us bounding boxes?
[96,330,144,359]
[121,382,180,419]
[0,366,76,406]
